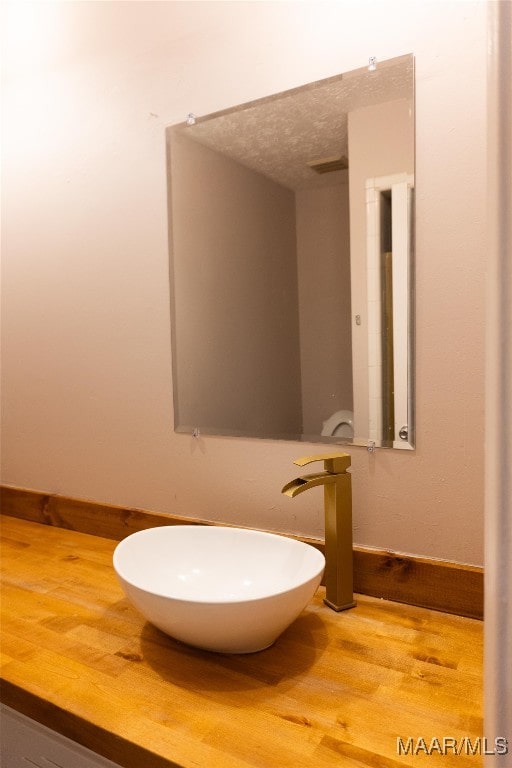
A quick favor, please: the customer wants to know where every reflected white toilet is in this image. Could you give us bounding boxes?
[321,409,354,439]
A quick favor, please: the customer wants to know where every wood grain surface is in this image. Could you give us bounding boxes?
[1,515,483,768]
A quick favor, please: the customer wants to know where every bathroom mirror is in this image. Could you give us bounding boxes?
[166,53,415,449]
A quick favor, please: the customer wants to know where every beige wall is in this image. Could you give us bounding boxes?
[1,1,486,564]
[296,178,353,435]
[169,131,302,436]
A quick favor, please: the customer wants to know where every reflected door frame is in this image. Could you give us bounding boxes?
[364,173,414,448]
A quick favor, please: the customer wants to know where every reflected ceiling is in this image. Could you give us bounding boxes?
[177,54,413,190]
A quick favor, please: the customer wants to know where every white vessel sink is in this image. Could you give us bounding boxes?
[113,525,325,654]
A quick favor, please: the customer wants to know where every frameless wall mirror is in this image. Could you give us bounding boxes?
[166,53,415,449]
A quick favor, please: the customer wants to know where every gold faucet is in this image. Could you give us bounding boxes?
[282,452,356,612]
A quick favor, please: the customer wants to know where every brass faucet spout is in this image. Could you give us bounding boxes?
[282,452,355,612]
[281,471,337,498]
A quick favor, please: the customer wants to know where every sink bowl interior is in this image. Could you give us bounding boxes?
[113,525,325,653]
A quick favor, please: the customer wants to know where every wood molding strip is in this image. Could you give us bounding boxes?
[0,485,483,619]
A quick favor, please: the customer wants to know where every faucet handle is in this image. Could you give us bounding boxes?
[293,452,351,474]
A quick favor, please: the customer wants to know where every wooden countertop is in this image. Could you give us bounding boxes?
[1,516,483,768]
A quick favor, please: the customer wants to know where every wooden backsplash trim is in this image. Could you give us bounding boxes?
[0,485,483,619]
